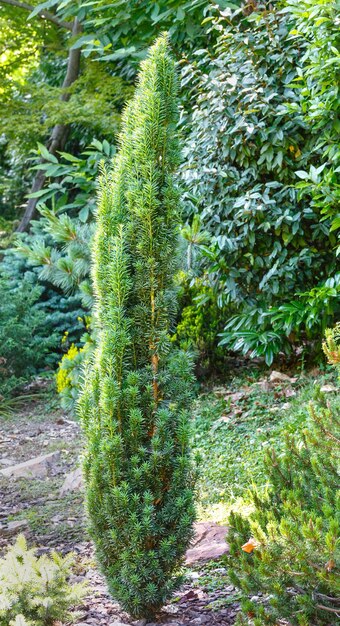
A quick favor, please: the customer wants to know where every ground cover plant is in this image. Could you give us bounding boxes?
[78,35,196,619]
[191,365,338,517]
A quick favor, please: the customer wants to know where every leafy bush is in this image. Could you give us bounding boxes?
[0,534,86,626]
[56,322,93,412]
[181,3,337,364]
[79,35,195,619]
[173,273,226,372]
[16,140,115,309]
[226,364,340,624]
[285,0,340,249]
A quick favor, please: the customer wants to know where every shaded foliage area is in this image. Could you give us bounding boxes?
[180,1,339,364]
[0,0,235,224]
[0,0,339,388]
[0,247,85,397]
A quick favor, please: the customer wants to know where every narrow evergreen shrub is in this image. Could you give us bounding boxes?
[79,35,195,619]
[226,366,340,624]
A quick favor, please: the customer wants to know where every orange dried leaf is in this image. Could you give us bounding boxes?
[325,559,335,572]
[241,538,257,553]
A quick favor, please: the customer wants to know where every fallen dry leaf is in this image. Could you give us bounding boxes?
[241,538,257,553]
[325,558,335,572]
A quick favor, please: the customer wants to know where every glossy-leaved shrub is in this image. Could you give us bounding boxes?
[181,2,338,364]
[0,535,86,626]
[78,35,195,619]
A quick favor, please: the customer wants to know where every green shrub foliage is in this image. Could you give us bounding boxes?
[181,3,338,364]
[0,534,86,626]
[226,374,340,624]
[16,140,115,310]
[286,0,340,250]
[0,274,59,397]
[78,35,195,619]
[0,248,85,397]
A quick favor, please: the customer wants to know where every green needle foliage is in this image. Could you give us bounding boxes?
[226,364,340,625]
[78,34,195,619]
[0,535,86,626]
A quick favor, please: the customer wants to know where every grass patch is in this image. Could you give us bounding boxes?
[192,367,336,520]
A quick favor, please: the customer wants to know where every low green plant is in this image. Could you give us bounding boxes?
[56,323,93,412]
[226,359,340,624]
[0,534,86,626]
[220,275,340,365]
[0,276,58,397]
[173,273,226,372]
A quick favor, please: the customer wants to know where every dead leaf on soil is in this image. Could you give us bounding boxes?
[241,538,257,553]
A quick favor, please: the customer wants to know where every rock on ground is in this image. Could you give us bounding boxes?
[269,371,296,384]
[0,451,60,479]
[60,466,83,495]
[0,519,29,538]
[185,522,229,565]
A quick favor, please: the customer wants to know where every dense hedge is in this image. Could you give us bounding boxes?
[180,2,339,364]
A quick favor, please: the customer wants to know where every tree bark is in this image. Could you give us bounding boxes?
[17,17,82,232]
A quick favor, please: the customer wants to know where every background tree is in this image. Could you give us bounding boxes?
[0,0,236,231]
[79,35,195,618]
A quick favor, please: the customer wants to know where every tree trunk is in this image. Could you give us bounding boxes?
[17,18,82,232]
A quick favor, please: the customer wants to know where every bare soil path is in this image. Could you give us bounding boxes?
[0,394,240,626]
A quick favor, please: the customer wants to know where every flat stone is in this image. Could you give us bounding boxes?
[0,519,29,537]
[60,467,83,496]
[320,384,338,393]
[0,451,60,479]
[185,522,229,565]
[269,370,296,383]
[0,458,16,466]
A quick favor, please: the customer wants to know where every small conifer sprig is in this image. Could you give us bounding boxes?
[78,34,195,619]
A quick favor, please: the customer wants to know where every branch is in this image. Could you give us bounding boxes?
[316,604,340,615]
[0,0,73,30]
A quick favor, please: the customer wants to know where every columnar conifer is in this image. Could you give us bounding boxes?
[78,35,195,619]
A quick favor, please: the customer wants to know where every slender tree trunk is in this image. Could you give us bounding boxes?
[17,18,82,232]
